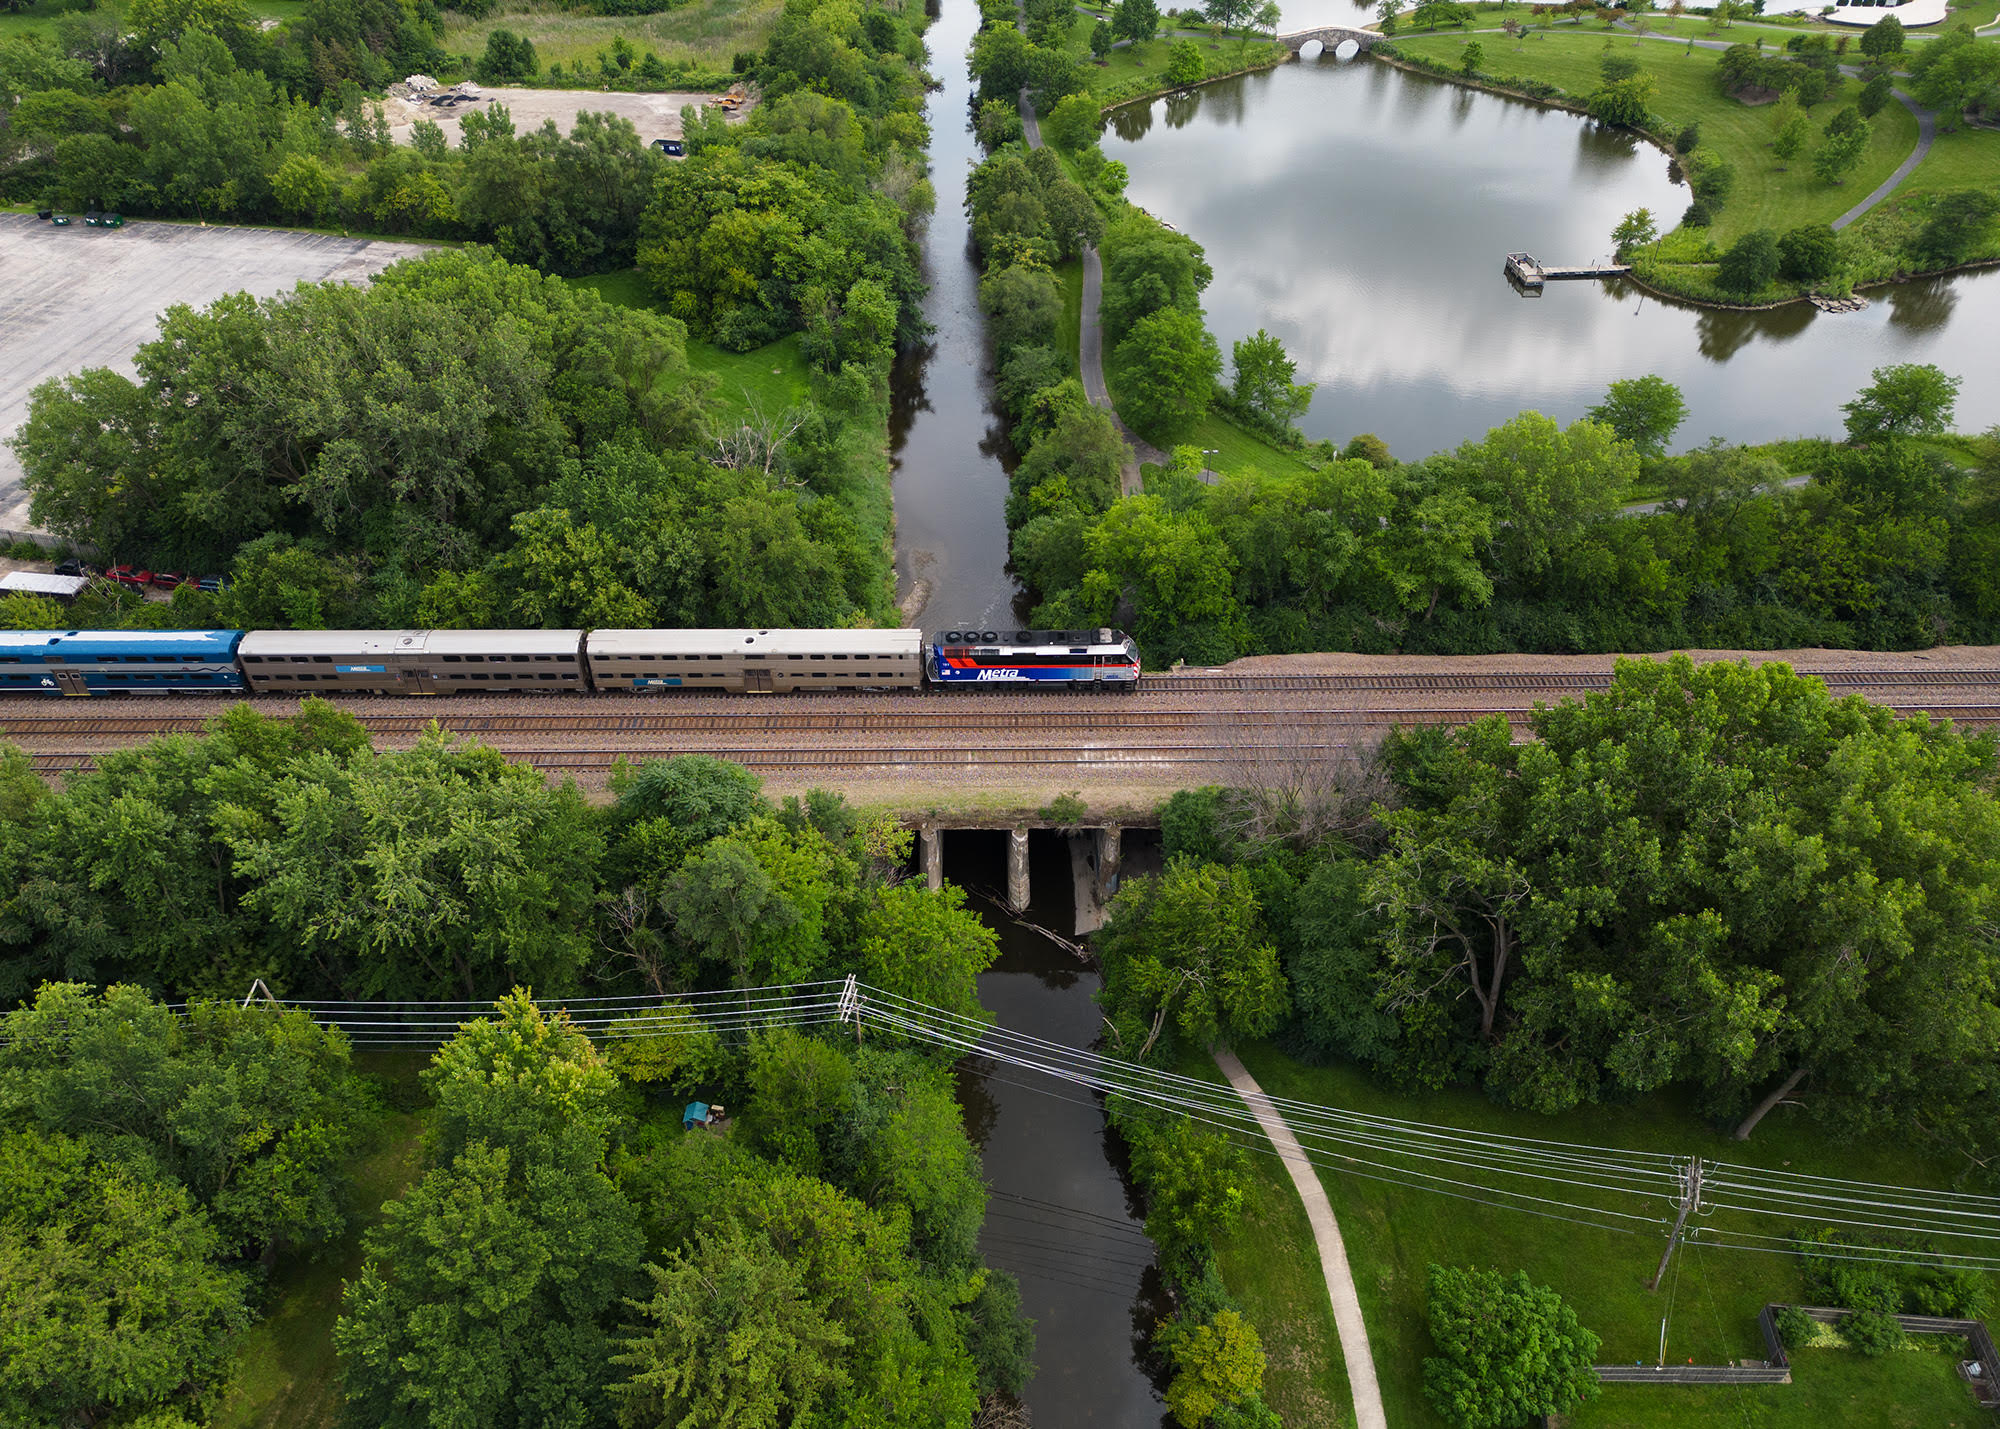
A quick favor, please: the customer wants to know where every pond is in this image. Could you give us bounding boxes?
[1100,54,2000,458]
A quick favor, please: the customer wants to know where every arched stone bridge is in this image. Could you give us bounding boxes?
[1274,24,1379,54]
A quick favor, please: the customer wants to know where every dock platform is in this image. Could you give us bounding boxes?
[1505,252,1631,286]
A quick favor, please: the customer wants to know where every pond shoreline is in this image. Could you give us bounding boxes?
[1368,46,2000,312]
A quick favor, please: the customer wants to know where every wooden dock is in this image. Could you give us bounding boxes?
[1505,252,1631,286]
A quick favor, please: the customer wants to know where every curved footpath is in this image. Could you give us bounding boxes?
[1016,87,1168,492]
[1214,1047,1389,1429]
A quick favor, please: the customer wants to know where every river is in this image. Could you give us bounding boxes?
[1100,52,2000,458]
[949,830,1173,1428]
[890,0,1027,631]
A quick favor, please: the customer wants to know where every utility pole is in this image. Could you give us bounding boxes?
[1648,1157,1703,1292]
[240,978,279,1010]
[836,974,863,1045]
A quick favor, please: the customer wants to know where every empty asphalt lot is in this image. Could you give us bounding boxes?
[0,215,430,536]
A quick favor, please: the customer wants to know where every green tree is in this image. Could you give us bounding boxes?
[981,264,1063,353]
[1841,362,1961,444]
[1044,91,1102,151]
[668,819,835,988]
[1165,39,1204,86]
[421,990,625,1165]
[1588,73,1653,127]
[223,730,604,999]
[1091,18,1115,59]
[0,1129,250,1429]
[0,985,365,1256]
[1073,495,1245,659]
[1230,329,1315,434]
[1117,307,1221,443]
[1812,122,1868,185]
[1460,39,1484,75]
[1857,13,1903,61]
[855,883,1001,1023]
[1586,375,1687,458]
[1609,208,1656,257]
[1164,1310,1268,1428]
[1771,108,1811,161]
[1114,0,1161,42]
[1777,222,1841,282]
[1129,1120,1249,1269]
[1448,411,1636,578]
[1905,25,2000,128]
[1423,1265,1600,1429]
[337,1139,644,1429]
[477,28,539,82]
[1911,189,2000,268]
[610,1227,850,1427]
[1097,856,1289,1061]
[1716,227,1781,294]
[1858,71,1893,118]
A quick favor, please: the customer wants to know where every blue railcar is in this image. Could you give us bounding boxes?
[926,628,1141,686]
[0,629,248,696]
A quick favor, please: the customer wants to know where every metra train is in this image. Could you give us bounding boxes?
[0,626,1142,697]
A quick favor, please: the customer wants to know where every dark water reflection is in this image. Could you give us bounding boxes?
[947,830,1173,1428]
[888,0,1023,630]
[1100,57,2000,457]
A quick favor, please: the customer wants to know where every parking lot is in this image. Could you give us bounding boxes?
[0,214,430,538]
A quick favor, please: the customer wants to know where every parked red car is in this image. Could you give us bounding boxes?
[150,570,190,590]
[104,565,153,589]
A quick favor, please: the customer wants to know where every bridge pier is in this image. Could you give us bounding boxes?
[1006,827,1031,914]
[919,823,942,892]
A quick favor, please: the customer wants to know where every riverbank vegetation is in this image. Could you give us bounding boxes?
[1098,656,2000,1425]
[1012,360,2000,664]
[0,728,1034,1425]
[1384,21,2000,304]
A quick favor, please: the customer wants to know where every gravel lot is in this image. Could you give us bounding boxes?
[383,86,750,148]
[0,215,431,538]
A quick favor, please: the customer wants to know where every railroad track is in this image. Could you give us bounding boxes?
[15,703,2000,777]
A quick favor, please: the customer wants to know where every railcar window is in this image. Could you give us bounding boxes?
[443,655,461,663]
[471,673,489,680]
[707,655,722,662]
[313,656,332,663]
[511,655,530,662]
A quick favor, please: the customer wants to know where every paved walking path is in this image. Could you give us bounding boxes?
[1014,87,1181,493]
[1214,1046,1387,1429]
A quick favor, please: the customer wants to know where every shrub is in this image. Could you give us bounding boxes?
[1717,228,1780,294]
[1843,1308,1906,1356]
[1674,122,1700,153]
[1774,1305,1818,1349]
[1777,223,1840,282]
[476,29,539,83]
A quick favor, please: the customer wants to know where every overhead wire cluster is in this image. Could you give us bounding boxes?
[216,977,2000,1272]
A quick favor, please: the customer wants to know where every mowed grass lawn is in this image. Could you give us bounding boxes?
[1392,29,1923,242]
[1911,120,2000,195]
[1174,1051,1355,1428]
[438,0,783,75]
[1234,1042,2000,1429]
[1059,13,1290,104]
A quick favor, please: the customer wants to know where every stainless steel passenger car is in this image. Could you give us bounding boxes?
[584,628,923,694]
[238,629,587,695]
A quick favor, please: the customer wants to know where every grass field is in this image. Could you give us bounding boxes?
[1171,1052,1357,1429]
[1911,120,2000,193]
[0,0,297,39]
[1059,13,1291,107]
[1393,28,1924,243]
[1234,1041,2000,1429]
[438,0,782,77]
[213,1050,432,1429]
[1576,1344,1995,1428]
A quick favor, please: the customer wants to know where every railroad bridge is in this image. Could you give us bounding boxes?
[1274,24,1379,56]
